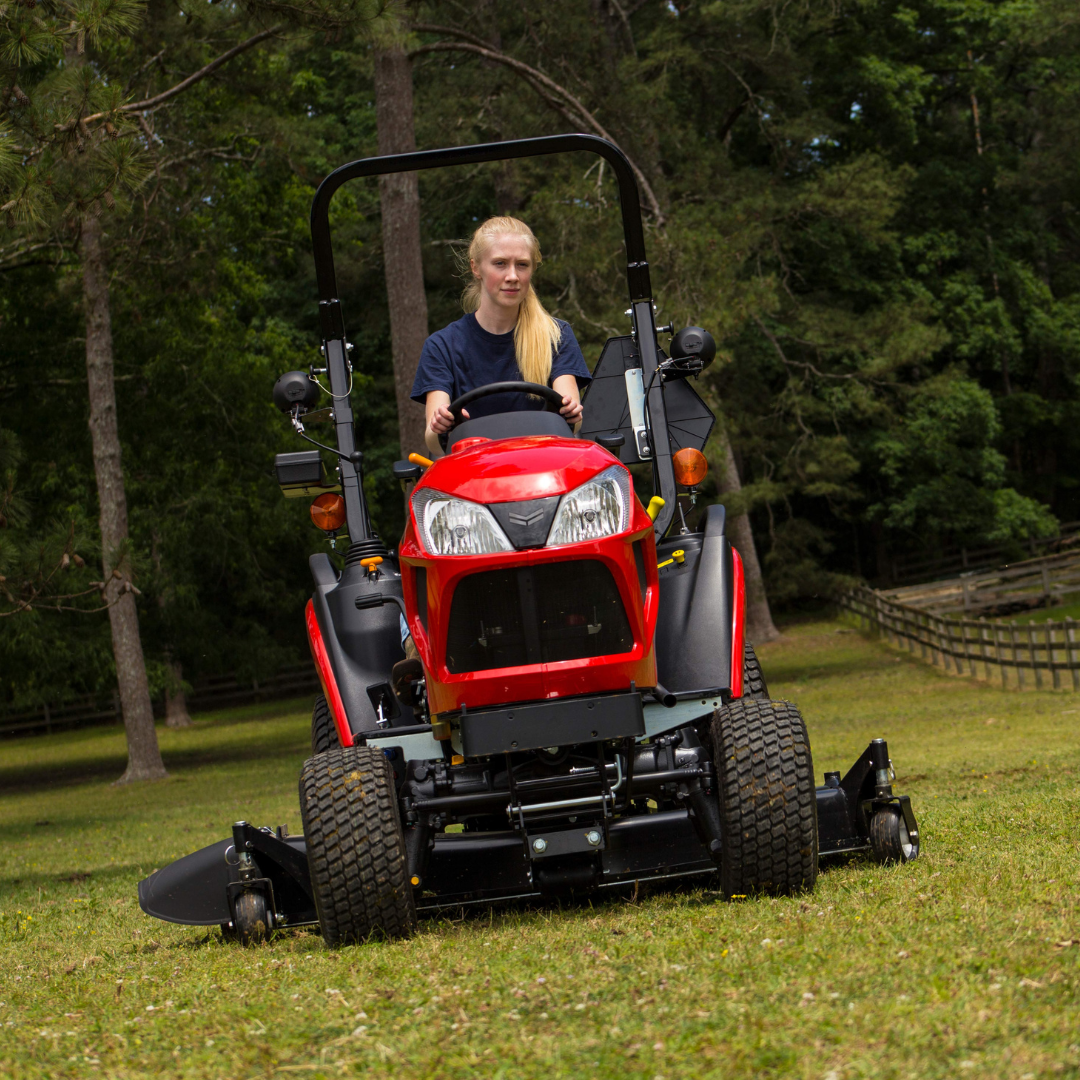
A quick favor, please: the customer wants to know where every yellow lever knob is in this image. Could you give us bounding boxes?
[646,496,665,522]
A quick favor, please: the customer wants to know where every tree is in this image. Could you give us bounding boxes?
[373,23,429,461]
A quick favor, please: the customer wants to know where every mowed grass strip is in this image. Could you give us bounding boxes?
[1,621,1078,1080]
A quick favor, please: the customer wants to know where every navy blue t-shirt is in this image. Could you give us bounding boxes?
[410,313,590,418]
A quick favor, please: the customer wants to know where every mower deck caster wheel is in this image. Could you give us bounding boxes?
[233,889,270,945]
[870,806,916,863]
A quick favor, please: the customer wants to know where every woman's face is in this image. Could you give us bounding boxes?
[471,234,534,313]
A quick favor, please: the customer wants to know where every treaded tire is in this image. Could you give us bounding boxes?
[299,746,417,946]
[311,694,337,756]
[743,643,770,700]
[869,805,916,864]
[233,889,270,945]
[711,698,818,898]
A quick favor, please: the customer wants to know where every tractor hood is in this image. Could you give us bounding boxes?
[417,437,621,505]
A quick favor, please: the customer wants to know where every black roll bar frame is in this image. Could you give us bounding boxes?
[308,132,677,543]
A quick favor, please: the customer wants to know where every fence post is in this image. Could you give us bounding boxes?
[1011,622,1025,690]
[1027,622,1043,690]
[960,621,975,676]
[1040,563,1052,607]
[919,611,928,661]
[1047,621,1061,691]
[938,615,951,672]
[979,618,990,682]
[996,623,1008,688]
[1067,618,1080,692]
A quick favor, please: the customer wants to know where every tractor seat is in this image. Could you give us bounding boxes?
[445,410,573,451]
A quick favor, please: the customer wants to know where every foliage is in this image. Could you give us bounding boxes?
[3,0,1080,703]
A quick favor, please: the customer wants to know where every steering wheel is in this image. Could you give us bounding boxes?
[448,381,566,424]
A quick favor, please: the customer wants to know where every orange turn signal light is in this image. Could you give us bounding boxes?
[672,447,708,487]
[310,492,346,532]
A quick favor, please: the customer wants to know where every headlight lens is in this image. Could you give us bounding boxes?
[546,465,632,547]
[412,488,513,556]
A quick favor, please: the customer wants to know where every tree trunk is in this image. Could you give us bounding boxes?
[164,659,192,728]
[374,44,430,461]
[82,215,167,783]
[717,428,780,643]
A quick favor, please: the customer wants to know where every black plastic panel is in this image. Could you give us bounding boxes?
[653,504,734,695]
[459,691,645,757]
[312,558,407,736]
[579,336,716,463]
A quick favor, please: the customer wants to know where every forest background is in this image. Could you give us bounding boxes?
[2,0,1079,724]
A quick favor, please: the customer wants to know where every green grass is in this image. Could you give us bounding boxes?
[2,623,1079,1080]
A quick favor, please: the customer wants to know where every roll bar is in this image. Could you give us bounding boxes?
[308,133,677,544]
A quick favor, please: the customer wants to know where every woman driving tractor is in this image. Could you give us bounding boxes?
[410,216,590,457]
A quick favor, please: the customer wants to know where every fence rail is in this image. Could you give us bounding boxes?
[840,585,1080,691]
[0,663,320,739]
[877,522,1080,585]
[879,550,1080,616]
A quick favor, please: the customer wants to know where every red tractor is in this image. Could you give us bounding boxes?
[140,135,918,945]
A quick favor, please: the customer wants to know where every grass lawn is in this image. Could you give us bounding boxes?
[1,619,1078,1080]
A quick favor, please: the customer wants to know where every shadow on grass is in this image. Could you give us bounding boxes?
[0,737,309,795]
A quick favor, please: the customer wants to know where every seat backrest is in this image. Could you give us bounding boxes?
[445,410,573,451]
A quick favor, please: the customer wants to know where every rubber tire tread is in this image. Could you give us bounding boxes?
[299,746,417,946]
[233,890,269,945]
[869,806,907,864]
[711,698,818,898]
[311,694,337,756]
[743,643,770,700]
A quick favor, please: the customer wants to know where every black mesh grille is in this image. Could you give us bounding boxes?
[446,561,633,674]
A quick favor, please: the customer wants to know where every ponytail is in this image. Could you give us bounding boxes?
[462,216,562,386]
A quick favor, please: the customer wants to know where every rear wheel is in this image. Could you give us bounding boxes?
[299,746,417,946]
[710,698,817,898]
[743,643,769,700]
[311,694,337,756]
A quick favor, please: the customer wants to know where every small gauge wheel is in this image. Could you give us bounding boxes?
[233,889,271,944]
[869,805,917,863]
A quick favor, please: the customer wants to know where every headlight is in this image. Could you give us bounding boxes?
[546,465,632,547]
[412,488,513,556]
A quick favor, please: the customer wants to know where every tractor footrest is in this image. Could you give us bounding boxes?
[458,691,644,757]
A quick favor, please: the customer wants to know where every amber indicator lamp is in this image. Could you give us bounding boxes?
[672,447,708,487]
[310,492,346,531]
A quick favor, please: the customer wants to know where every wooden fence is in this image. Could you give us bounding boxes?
[840,585,1080,691]
[878,521,1080,585]
[0,663,320,739]
[878,550,1080,616]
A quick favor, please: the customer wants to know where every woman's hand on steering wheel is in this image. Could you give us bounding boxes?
[559,394,583,425]
[430,402,468,437]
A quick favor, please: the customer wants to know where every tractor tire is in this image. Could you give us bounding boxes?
[311,694,337,756]
[743,642,770,700]
[299,746,416,946]
[869,805,917,864]
[710,698,818,899]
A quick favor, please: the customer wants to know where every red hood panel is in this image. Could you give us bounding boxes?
[419,437,620,503]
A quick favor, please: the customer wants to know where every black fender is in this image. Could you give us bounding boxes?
[309,553,406,739]
[653,504,736,697]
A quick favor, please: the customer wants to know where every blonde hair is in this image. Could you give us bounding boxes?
[462,216,562,386]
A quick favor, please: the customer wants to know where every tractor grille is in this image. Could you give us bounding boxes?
[446,560,633,674]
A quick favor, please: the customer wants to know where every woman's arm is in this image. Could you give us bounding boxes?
[552,373,583,432]
[424,391,469,458]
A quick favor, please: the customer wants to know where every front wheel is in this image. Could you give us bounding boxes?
[869,805,917,863]
[299,746,417,946]
[743,642,769,700]
[311,694,337,756]
[710,698,818,898]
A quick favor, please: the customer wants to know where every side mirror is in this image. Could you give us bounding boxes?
[273,370,321,413]
[667,327,717,381]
